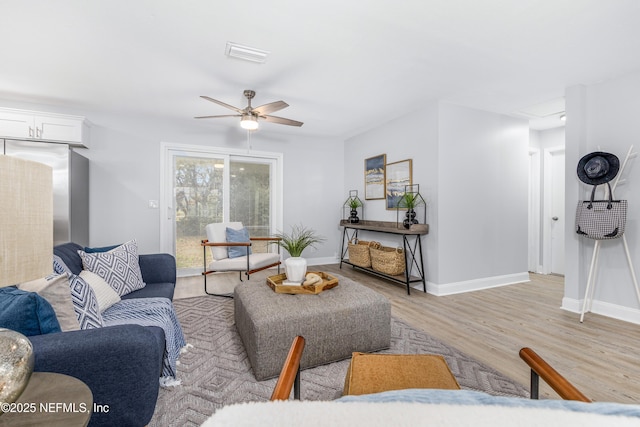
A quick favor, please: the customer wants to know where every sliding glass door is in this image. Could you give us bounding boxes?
[161,145,281,276]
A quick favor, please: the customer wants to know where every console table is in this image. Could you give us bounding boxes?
[339,220,428,294]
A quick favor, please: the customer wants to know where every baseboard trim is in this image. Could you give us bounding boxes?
[426,272,531,296]
[306,257,339,266]
[562,297,640,325]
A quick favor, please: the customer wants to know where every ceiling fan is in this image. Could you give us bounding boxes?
[194,90,303,130]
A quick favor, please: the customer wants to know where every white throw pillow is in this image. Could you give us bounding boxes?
[78,239,146,296]
[18,274,81,331]
[79,270,121,313]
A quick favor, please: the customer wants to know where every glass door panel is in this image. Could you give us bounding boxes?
[229,159,271,253]
[174,155,224,270]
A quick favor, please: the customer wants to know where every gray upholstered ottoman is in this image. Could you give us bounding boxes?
[234,275,391,381]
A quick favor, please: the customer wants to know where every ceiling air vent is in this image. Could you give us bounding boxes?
[225,42,269,63]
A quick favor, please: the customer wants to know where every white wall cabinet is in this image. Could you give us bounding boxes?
[0,108,91,148]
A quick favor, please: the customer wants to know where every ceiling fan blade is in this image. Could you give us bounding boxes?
[194,114,242,119]
[253,100,289,115]
[200,96,244,113]
[263,115,304,127]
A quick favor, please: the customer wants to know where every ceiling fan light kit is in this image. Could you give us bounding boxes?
[240,114,259,130]
[195,89,303,130]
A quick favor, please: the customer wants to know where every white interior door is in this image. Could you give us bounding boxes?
[549,149,565,275]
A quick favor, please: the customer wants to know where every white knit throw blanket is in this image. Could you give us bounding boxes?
[202,400,639,427]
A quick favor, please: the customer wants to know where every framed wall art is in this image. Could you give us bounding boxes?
[364,154,386,200]
[385,159,412,209]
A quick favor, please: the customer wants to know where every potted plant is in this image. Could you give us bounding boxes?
[274,224,325,283]
[398,192,421,229]
[348,198,362,223]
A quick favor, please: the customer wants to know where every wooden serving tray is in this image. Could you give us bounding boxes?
[266,271,339,294]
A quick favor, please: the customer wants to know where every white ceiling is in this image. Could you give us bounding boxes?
[1,0,640,138]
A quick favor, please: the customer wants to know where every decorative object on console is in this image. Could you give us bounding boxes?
[274,224,325,283]
[385,159,412,209]
[343,190,364,224]
[396,184,426,229]
[370,245,406,276]
[346,240,380,268]
[0,155,53,409]
[364,154,386,200]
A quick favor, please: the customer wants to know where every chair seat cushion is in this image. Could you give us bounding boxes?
[343,353,460,396]
[208,252,280,272]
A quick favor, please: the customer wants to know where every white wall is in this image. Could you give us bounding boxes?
[565,72,640,324]
[1,100,344,260]
[437,104,529,288]
[344,102,439,280]
[344,102,529,294]
[538,127,565,150]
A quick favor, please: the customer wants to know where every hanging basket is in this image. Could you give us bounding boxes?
[371,245,405,276]
[347,240,379,268]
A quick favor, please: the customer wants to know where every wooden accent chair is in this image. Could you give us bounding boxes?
[271,336,306,401]
[519,347,591,402]
[271,340,592,403]
[201,222,281,296]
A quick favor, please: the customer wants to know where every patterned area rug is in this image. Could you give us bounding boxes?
[149,286,528,426]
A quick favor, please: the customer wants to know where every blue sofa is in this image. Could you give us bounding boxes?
[28,242,177,427]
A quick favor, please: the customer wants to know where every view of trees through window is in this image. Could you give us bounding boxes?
[174,156,271,270]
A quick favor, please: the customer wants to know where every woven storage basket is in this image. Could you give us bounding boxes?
[347,240,377,268]
[371,245,405,276]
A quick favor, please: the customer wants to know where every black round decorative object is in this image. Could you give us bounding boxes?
[349,208,360,223]
[577,151,620,185]
[403,209,418,229]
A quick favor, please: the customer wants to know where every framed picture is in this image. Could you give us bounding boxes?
[385,159,412,209]
[364,154,386,200]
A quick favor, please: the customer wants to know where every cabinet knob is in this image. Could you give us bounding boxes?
[29,127,34,138]
[552,216,559,221]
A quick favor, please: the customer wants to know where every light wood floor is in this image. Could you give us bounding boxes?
[176,266,640,404]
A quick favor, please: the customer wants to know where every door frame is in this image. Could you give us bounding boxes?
[159,142,283,256]
[542,145,565,274]
[528,148,541,273]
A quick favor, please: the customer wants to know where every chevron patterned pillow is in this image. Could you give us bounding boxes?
[78,239,146,296]
[67,273,103,329]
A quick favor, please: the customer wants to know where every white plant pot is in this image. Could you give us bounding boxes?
[284,257,307,283]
